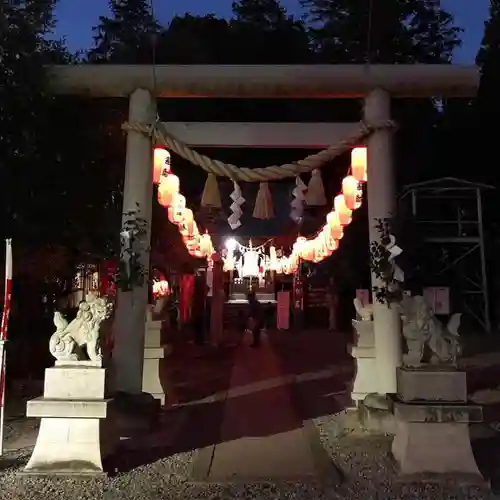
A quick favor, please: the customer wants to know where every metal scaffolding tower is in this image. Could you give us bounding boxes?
[400,177,493,332]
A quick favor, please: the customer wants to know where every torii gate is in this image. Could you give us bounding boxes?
[49,64,479,398]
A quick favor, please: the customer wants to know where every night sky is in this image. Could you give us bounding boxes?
[54,0,489,63]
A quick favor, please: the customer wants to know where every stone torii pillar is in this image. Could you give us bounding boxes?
[112,88,156,394]
[364,88,402,395]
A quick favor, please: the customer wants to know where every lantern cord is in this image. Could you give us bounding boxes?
[234,238,276,252]
[123,119,396,183]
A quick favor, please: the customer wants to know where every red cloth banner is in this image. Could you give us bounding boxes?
[277,291,290,330]
[99,260,117,298]
[179,274,195,324]
[210,258,224,345]
[292,276,304,311]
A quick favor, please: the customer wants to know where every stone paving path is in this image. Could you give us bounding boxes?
[191,332,344,482]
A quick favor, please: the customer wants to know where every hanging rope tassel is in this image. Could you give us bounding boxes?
[201,173,222,209]
[305,169,327,206]
[253,182,274,219]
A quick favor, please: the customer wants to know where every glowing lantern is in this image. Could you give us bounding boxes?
[157,182,171,207]
[342,175,358,210]
[223,254,235,272]
[325,231,339,252]
[184,235,201,255]
[157,173,179,207]
[326,211,343,240]
[241,245,260,277]
[313,245,326,263]
[293,236,307,258]
[270,245,277,260]
[200,233,213,256]
[153,147,170,184]
[351,147,367,182]
[318,225,338,253]
[300,242,315,262]
[182,208,195,235]
[188,247,203,259]
[334,195,352,226]
[275,259,283,274]
[167,193,186,224]
[269,245,278,271]
[152,279,169,298]
[281,258,292,275]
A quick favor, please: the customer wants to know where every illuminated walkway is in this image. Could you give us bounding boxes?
[191,331,349,482]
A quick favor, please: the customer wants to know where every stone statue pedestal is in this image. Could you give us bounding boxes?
[23,361,115,476]
[349,320,377,404]
[397,366,467,402]
[392,367,484,481]
[142,310,167,405]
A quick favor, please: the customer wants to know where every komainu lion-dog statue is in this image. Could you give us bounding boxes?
[399,294,461,367]
[49,293,114,362]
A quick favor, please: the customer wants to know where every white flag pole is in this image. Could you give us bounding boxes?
[0,239,13,456]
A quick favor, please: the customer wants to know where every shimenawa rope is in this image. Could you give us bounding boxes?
[122,119,396,183]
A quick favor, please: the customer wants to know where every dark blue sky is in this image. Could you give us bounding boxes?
[54,0,489,62]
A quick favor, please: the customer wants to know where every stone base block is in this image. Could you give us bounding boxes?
[142,347,166,405]
[392,420,483,479]
[23,364,114,477]
[351,319,374,347]
[23,414,114,476]
[397,367,467,403]
[349,348,377,404]
[393,400,483,424]
[145,317,162,348]
[44,365,106,399]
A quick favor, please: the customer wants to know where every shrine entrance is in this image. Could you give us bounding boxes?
[49,63,478,400]
[38,63,481,480]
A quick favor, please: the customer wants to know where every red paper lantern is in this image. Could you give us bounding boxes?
[351,147,367,183]
[334,195,352,226]
[342,175,358,210]
[153,147,170,184]
[167,193,186,224]
[157,174,179,207]
[326,211,343,240]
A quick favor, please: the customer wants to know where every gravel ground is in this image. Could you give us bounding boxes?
[0,412,498,500]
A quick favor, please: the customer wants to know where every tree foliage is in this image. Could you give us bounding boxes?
[231,0,312,63]
[476,0,500,121]
[0,0,72,241]
[301,0,461,63]
[88,0,160,63]
[1,0,484,294]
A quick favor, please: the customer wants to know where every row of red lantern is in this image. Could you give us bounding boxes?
[154,146,214,261]
[153,144,367,268]
[274,146,367,273]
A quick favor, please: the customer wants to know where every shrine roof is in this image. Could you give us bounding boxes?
[402,177,495,192]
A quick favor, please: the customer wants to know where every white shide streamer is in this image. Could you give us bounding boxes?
[228,181,245,230]
[290,176,307,222]
[386,234,404,283]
